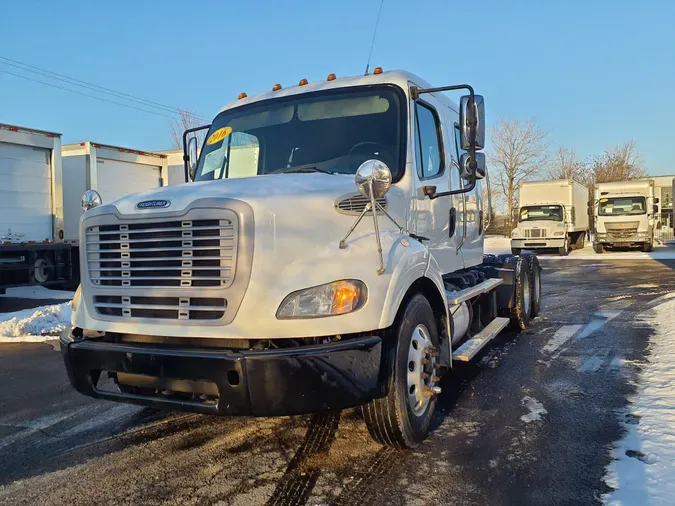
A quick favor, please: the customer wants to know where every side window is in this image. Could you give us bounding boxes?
[415,102,443,179]
[454,124,466,170]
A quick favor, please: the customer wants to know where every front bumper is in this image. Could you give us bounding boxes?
[60,330,383,416]
[511,238,565,249]
[596,233,648,245]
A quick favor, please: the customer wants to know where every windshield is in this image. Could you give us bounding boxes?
[195,86,404,181]
[519,205,564,222]
[599,196,646,216]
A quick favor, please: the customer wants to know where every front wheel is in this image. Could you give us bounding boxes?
[642,242,653,252]
[362,294,440,448]
[511,247,522,255]
[510,257,532,330]
[593,242,605,254]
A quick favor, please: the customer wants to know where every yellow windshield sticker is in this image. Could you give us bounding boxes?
[521,210,527,215]
[600,198,608,203]
[206,127,232,145]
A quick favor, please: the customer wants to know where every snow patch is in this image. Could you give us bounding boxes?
[0,302,72,342]
[603,297,675,505]
[1,285,74,300]
[520,396,547,423]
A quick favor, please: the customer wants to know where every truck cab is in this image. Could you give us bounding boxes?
[593,180,657,253]
[61,70,541,448]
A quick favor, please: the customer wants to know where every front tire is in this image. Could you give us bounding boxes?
[362,294,440,448]
[593,242,605,254]
[642,242,653,252]
[522,254,542,318]
[511,247,522,255]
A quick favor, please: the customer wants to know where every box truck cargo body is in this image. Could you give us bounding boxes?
[511,179,589,255]
[0,123,74,293]
[61,142,169,244]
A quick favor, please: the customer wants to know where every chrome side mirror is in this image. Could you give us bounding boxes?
[81,190,102,212]
[355,159,392,198]
[459,95,485,150]
[459,152,486,181]
[187,136,198,181]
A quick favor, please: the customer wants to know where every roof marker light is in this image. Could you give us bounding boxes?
[373,66,383,75]
[327,73,336,81]
[299,78,308,86]
[238,92,247,99]
[272,83,282,91]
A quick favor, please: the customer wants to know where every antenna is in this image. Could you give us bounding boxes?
[364,0,385,76]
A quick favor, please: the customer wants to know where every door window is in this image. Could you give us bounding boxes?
[414,102,443,179]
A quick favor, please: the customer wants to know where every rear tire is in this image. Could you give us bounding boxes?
[511,248,521,255]
[593,242,605,254]
[522,254,542,318]
[362,294,440,448]
[510,257,531,330]
[578,233,585,249]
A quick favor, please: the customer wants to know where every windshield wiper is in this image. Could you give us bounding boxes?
[270,165,335,175]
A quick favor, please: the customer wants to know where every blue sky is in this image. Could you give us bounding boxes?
[1,0,673,175]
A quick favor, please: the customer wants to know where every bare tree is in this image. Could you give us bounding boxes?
[590,140,646,183]
[169,108,207,150]
[488,118,551,232]
[548,147,590,183]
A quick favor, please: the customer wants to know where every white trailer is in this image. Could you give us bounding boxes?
[61,142,169,244]
[511,179,589,255]
[0,123,75,293]
[593,180,657,253]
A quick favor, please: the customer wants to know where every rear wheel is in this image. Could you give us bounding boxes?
[510,257,531,330]
[362,294,440,448]
[593,242,605,254]
[522,255,542,318]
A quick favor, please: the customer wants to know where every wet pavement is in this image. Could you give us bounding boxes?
[0,258,673,505]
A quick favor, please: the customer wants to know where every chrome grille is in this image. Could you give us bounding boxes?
[335,194,387,215]
[607,228,638,239]
[524,228,548,238]
[93,295,226,321]
[85,218,236,288]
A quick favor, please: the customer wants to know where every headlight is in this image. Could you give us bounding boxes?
[554,231,564,236]
[511,230,520,238]
[277,280,367,319]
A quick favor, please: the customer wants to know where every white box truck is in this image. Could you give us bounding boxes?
[61,70,545,448]
[593,180,657,253]
[0,123,75,293]
[511,179,589,255]
[61,142,169,280]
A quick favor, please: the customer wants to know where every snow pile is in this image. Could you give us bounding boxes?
[0,302,72,342]
[603,297,675,505]
[1,285,74,300]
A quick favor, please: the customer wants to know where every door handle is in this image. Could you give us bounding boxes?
[449,207,457,237]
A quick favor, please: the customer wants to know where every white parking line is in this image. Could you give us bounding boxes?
[542,325,583,355]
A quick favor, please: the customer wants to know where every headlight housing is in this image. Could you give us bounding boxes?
[511,230,520,238]
[277,280,367,319]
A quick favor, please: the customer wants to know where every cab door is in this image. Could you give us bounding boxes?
[411,93,464,274]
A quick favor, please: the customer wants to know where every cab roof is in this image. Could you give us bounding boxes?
[218,70,460,115]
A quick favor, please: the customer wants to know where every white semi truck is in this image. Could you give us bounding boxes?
[593,180,657,253]
[511,179,589,255]
[61,70,543,448]
[0,123,75,293]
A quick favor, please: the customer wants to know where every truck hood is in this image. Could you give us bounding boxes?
[108,173,359,214]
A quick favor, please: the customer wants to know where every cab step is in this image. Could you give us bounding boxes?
[445,278,503,305]
[452,317,510,362]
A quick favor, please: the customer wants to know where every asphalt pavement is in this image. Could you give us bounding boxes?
[0,258,673,505]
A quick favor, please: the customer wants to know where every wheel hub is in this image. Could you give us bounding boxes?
[406,324,438,416]
[34,258,50,284]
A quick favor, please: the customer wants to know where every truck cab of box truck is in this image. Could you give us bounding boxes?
[61,70,542,448]
[511,180,589,256]
[593,180,657,253]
